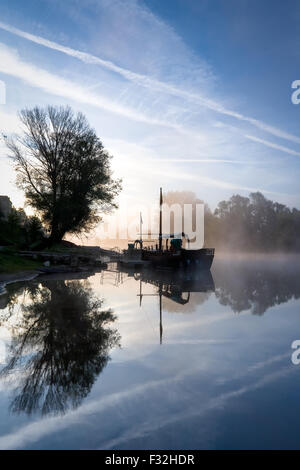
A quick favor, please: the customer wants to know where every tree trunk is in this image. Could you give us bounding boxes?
[49,217,64,245]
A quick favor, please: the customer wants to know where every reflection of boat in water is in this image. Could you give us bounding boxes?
[135,268,215,299]
[135,268,215,344]
[139,188,215,269]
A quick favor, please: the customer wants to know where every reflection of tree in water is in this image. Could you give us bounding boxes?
[0,282,29,316]
[0,280,120,416]
[214,259,300,315]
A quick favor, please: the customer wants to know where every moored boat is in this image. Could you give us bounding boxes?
[140,188,215,269]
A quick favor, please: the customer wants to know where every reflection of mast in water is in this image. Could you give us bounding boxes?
[136,269,215,345]
[159,283,163,345]
[137,278,163,344]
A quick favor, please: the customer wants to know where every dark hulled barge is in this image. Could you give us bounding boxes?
[137,188,215,269]
[141,246,214,269]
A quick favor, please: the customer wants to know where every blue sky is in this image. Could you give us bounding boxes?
[0,0,300,222]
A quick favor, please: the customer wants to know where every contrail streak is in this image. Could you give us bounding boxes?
[1,21,300,145]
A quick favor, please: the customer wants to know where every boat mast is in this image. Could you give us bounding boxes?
[159,187,163,251]
[140,211,143,252]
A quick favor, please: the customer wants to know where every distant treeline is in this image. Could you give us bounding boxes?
[164,191,300,252]
[2,191,300,253]
[205,192,300,252]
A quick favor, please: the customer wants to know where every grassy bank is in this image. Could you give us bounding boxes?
[0,253,41,273]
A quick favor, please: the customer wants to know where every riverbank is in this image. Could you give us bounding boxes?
[0,252,108,295]
[0,252,41,273]
[0,252,42,294]
[0,270,39,295]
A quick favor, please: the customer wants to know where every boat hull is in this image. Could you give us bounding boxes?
[141,248,214,269]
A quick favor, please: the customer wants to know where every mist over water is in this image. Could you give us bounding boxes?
[86,189,300,254]
[0,255,299,449]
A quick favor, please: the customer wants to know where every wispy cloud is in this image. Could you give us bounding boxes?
[106,138,279,195]
[0,43,184,129]
[0,41,281,205]
[245,135,300,157]
[0,20,299,145]
[0,353,294,450]
[101,365,295,449]
[0,2,298,210]
[157,159,254,164]
[215,121,300,158]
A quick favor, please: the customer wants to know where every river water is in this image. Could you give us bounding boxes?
[0,256,299,449]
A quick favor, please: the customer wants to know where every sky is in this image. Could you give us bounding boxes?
[0,0,300,238]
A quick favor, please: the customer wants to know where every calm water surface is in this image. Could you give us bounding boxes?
[0,256,300,450]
